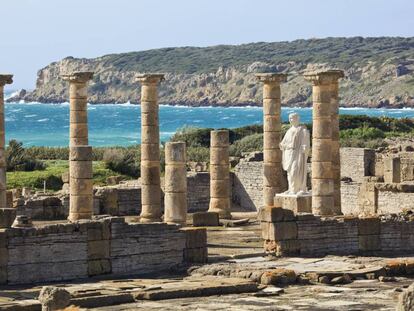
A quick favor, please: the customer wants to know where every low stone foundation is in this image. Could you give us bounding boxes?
[0,218,207,285]
[260,207,414,257]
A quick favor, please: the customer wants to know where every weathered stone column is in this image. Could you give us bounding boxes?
[164,142,187,225]
[0,75,14,228]
[256,73,287,207]
[208,130,231,219]
[137,74,165,223]
[62,72,94,221]
[304,70,344,216]
[0,75,12,210]
[330,71,345,214]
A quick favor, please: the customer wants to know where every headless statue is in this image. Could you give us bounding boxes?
[279,113,310,195]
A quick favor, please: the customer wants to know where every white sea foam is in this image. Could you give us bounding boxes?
[37,118,49,122]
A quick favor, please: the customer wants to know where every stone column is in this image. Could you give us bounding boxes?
[164,142,187,225]
[62,72,94,221]
[0,75,12,210]
[256,73,287,207]
[330,72,344,214]
[304,70,344,216]
[137,74,165,223]
[0,75,14,228]
[208,130,231,219]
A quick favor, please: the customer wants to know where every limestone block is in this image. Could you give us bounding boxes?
[192,212,219,226]
[358,235,381,252]
[211,130,229,147]
[263,99,280,115]
[311,161,332,179]
[275,193,312,213]
[140,204,162,222]
[141,112,159,126]
[261,221,298,241]
[263,164,282,187]
[70,178,93,195]
[69,146,92,161]
[210,179,230,198]
[0,208,16,228]
[88,240,110,260]
[264,116,282,132]
[312,196,334,215]
[141,143,160,161]
[312,102,332,118]
[70,137,88,146]
[164,167,187,192]
[208,198,231,219]
[263,149,282,163]
[140,164,161,185]
[70,195,93,213]
[141,184,161,205]
[183,247,208,263]
[358,217,380,235]
[88,259,111,276]
[61,171,70,183]
[164,192,187,224]
[38,286,71,311]
[69,83,88,98]
[312,117,332,139]
[312,139,332,162]
[70,109,87,123]
[70,123,88,139]
[70,98,87,111]
[69,161,93,179]
[68,211,93,221]
[264,186,281,206]
[210,147,229,165]
[258,206,295,222]
[141,84,158,101]
[312,179,334,196]
[384,156,401,183]
[0,247,8,266]
[165,142,186,163]
[141,125,160,144]
[312,87,331,103]
[180,227,207,248]
[263,132,281,149]
[263,84,281,99]
[209,164,229,180]
[140,101,158,114]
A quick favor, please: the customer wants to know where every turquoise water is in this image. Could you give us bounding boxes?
[4,96,414,147]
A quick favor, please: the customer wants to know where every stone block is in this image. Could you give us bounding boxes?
[88,259,111,276]
[384,156,401,183]
[192,212,219,226]
[88,240,110,260]
[358,217,380,235]
[0,208,16,228]
[183,247,208,264]
[6,191,13,208]
[180,227,207,248]
[69,146,93,161]
[0,247,8,266]
[258,206,294,222]
[262,221,297,241]
[0,266,7,284]
[275,193,312,213]
[358,235,381,252]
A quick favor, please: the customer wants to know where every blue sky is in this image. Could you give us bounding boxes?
[1,0,413,89]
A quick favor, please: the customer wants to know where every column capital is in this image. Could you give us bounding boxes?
[61,71,94,83]
[304,70,344,85]
[0,74,13,87]
[136,73,165,84]
[255,73,287,84]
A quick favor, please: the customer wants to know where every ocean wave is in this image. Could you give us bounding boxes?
[37,118,49,122]
[24,114,37,118]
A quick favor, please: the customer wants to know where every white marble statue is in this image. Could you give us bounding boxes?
[279,113,310,195]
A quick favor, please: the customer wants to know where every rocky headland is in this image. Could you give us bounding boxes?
[8,37,414,108]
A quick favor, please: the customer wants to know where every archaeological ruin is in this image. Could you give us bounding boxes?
[1,69,414,309]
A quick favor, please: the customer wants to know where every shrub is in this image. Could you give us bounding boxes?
[187,147,210,162]
[230,133,263,157]
[103,149,140,177]
[340,126,385,140]
[6,140,46,172]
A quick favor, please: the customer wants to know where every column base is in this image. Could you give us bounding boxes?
[139,216,162,223]
[275,192,312,214]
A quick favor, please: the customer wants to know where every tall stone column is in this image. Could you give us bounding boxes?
[208,130,231,219]
[330,71,344,214]
[0,75,15,228]
[62,72,94,221]
[256,73,287,207]
[164,142,187,225]
[137,74,164,223]
[304,70,344,216]
[0,75,12,210]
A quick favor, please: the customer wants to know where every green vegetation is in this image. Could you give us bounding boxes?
[7,115,412,189]
[102,37,414,74]
[6,140,45,172]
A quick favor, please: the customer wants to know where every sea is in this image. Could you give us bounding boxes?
[4,90,414,147]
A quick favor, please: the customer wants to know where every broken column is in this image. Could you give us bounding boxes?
[304,70,344,216]
[164,142,187,225]
[62,72,94,221]
[137,74,165,223]
[0,75,15,228]
[208,130,231,219]
[256,73,287,207]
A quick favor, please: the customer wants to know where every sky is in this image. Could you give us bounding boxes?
[1,0,413,89]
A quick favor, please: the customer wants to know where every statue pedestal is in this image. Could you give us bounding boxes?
[274,192,312,214]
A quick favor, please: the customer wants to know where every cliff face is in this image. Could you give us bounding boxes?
[12,37,414,107]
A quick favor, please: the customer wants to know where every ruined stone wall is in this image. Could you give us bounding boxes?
[340,181,361,215]
[233,160,263,211]
[340,148,375,182]
[401,152,414,182]
[0,218,205,285]
[187,172,210,212]
[376,184,414,214]
[260,208,414,257]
